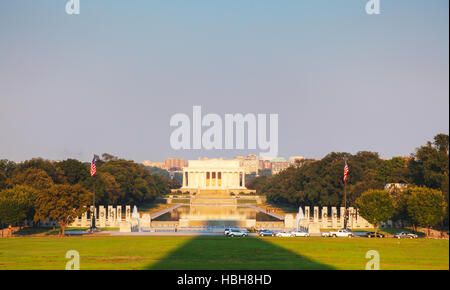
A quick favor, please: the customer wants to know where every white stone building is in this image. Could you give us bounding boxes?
[181,158,250,193]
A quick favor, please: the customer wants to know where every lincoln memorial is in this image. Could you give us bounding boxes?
[180,158,255,194]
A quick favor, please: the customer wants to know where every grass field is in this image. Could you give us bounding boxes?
[0,236,448,270]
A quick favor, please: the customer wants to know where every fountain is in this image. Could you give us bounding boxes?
[131,205,141,232]
[295,206,305,231]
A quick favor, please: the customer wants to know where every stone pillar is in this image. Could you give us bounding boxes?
[304,206,310,221]
[322,206,328,228]
[81,209,88,227]
[348,207,354,228]
[116,206,122,222]
[92,205,97,219]
[182,170,186,187]
[284,214,295,229]
[332,207,337,228]
[125,205,131,221]
[356,209,363,228]
[313,206,319,223]
[340,207,345,228]
[141,214,151,228]
[108,206,113,226]
[99,206,106,227]
[242,172,245,187]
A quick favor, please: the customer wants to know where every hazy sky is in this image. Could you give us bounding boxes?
[0,0,448,163]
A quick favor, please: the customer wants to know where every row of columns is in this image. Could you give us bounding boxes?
[74,205,132,228]
[182,170,245,188]
[300,206,371,228]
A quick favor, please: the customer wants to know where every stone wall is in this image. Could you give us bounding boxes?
[285,206,374,230]
[69,205,132,228]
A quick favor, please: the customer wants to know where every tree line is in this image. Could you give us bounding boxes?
[247,134,449,228]
[0,153,171,235]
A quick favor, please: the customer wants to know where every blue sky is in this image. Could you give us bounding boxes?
[0,0,448,162]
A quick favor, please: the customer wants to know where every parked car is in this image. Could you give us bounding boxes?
[364,232,385,238]
[228,229,248,237]
[224,228,234,236]
[329,228,354,237]
[275,231,292,237]
[258,230,276,237]
[321,232,331,237]
[394,232,418,239]
[291,230,310,237]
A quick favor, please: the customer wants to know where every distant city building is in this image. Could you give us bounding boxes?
[234,154,259,174]
[384,183,408,192]
[289,156,305,164]
[270,157,290,175]
[165,158,186,170]
[142,160,152,167]
[181,158,250,193]
[259,159,272,171]
[142,160,166,169]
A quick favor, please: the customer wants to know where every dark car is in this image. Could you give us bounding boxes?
[364,232,385,238]
[258,230,276,237]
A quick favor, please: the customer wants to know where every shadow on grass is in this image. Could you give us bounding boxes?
[147,236,335,270]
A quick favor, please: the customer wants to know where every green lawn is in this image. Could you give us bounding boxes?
[0,236,448,270]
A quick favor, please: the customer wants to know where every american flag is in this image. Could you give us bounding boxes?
[90,157,97,177]
[343,160,349,182]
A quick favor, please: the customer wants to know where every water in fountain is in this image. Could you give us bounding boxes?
[295,206,305,231]
[131,205,141,232]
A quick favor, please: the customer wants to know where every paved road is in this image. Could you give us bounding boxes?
[150,204,183,219]
[245,204,285,220]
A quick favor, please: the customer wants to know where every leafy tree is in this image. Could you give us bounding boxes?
[0,159,17,190]
[434,133,449,155]
[356,190,394,236]
[82,158,170,205]
[257,151,384,207]
[34,184,91,236]
[408,134,449,225]
[8,168,54,191]
[0,159,17,178]
[0,171,6,191]
[56,159,89,185]
[406,187,447,237]
[14,158,66,184]
[375,157,410,184]
[0,185,38,228]
[390,186,413,226]
[101,153,118,162]
[146,166,170,179]
[168,177,182,189]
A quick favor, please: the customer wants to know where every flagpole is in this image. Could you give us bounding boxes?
[90,157,98,232]
[344,158,348,229]
[91,175,96,229]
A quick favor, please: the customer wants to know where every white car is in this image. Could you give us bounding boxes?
[276,231,292,237]
[291,230,310,237]
[228,229,248,237]
[224,228,234,236]
[329,228,354,237]
[321,232,331,237]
